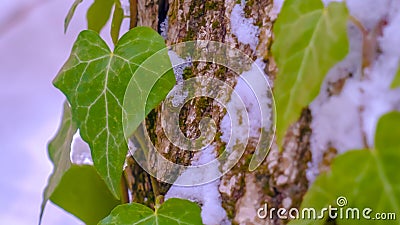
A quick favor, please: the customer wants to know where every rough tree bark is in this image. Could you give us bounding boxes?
[124,0,312,224]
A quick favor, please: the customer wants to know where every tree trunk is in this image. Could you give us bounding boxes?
[125,0,312,224]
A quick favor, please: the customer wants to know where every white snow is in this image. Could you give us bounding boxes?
[230,0,260,51]
[220,59,273,162]
[307,0,400,183]
[322,0,391,31]
[271,0,285,20]
[170,83,189,107]
[160,16,168,40]
[120,0,131,16]
[165,145,229,225]
[70,131,93,165]
[168,50,192,84]
[167,50,192,107]
[361,2,400,145]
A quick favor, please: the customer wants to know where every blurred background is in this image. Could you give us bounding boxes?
[0,0,116,224]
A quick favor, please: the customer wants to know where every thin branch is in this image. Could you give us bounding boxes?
[132,123,160,204]
[349,15,368,36]
[359,105,370,149]
[120,172,130,203]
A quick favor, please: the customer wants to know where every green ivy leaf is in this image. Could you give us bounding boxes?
[271,0,349,149]
[39,102,119,225]
[111,0,124,45]
[50,165,120,225]
[39,102,77,223]
[289,112,400,225]
[375,112,400,150]
[53,27,175,198]
[391,65,400,89]
[64,0,84,33]
[87,0,114,33]
[99,198,203,225]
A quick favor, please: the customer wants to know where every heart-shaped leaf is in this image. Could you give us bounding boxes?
[289,112,400,225]
[99,198,203,225]
[272,0,349,149]
[53,27,175,198]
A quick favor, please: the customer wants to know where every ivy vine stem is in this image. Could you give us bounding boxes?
[129,0,138,28]
[131,123,161,207]
[120,172,130,203]
[348,15,368,36]
[154,195,164,213]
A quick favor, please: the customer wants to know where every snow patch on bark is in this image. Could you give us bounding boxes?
[234,174,264,224]
[323,0,391,30]
[167,50,192,106]
[160,16,168,40]
[165,145,229,225]
[168,50,192,84]
[271,0,285,20]
[230,0,260,51]
[220,59,272,153]
[307,0,400,183]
